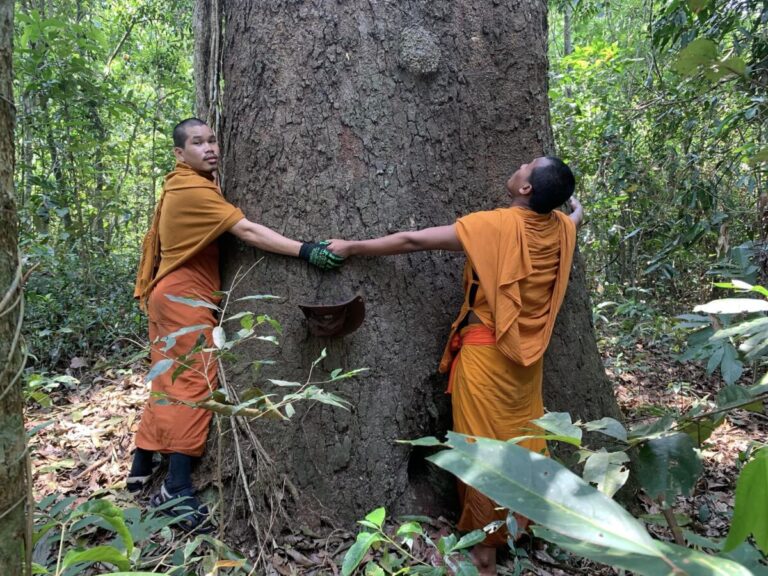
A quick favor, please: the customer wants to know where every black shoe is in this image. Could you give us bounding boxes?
[150,484,215,534]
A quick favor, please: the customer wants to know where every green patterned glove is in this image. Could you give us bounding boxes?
[299,241,344,270]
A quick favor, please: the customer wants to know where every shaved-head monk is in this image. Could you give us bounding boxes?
[328,157,582,575]
[130,118,342,532]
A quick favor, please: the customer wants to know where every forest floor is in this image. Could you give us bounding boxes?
[26,330,766,575]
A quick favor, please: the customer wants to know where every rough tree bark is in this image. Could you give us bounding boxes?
[0,0,30,573]
[208,0,622,537]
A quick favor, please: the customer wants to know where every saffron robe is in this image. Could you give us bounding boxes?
[444,207,576,546]
[134,162,244,456]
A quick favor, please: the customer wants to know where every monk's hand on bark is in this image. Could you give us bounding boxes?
[299,241,345,270]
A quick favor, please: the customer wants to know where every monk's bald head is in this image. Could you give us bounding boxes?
[173,118,208,148]
[528,157,575,214]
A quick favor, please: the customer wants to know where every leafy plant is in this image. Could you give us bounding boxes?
[32,494,253,575]
[342,507,485,576]
[414,432,761,575]
[145,268,365,421]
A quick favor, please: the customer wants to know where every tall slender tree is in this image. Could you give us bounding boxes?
[0,0,29,573]
[198,0,622,538]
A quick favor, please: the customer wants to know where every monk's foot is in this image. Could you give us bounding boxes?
[470,544,497,576]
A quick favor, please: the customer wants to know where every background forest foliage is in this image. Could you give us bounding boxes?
[15,0,194,375]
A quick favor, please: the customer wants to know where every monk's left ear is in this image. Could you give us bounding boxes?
[519,183,533,196]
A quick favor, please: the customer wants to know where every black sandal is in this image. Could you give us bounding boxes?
[150,484,215,534]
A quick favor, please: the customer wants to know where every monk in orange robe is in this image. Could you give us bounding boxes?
[329,157,582,574]
[130,118,342,531]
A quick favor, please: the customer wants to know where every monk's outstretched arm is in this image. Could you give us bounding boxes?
[568,197,584,227]
[229,218,301,256]
[327,225,461,258]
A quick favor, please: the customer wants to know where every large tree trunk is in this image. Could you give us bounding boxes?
[0,1,30,573]
[211,0,622,538]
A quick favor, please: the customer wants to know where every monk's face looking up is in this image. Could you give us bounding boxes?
[173,124,220,174]
[506,157,549,203]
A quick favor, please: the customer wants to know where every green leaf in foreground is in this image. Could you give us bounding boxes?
[531,412,582,443]
[636,433,702,504]
[165,294,220,311]
[428,432,655,554]
[342,531,385,576]
[426,432,747,575]
[533,526,751,576]
[61,546,130,572]
[145,359,173,384]
[724,448,768,554]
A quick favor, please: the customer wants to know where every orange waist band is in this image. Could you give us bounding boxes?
[447,324,496,394]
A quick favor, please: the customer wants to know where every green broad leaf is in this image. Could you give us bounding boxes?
[160,324,209,352]
[342,531,385,576]
[165,294,220,311]
[711,317,768,340]
[583,417,628,442]
[145,359,173,384]
[400,436,443,447]
[750,148,768,166]
[704,57,747,81]
[716,385,760,412]
[212,326,226,349]
[629,414,676,441]
[284,403,295,418]
[687,0,710,12]
[428,432,658,557]
[364,507,386,529]
[171,362,194,383]
[396,521,422,537]
[681,529,722,551]
[364,562,385,576]
[706,346,725,375]
[257,335,279,345]
[720,343,743,385]
[409,567,446,575]
[532,526,751,576]
[30,562,48,575]
[438,533,458,555]
[452,529,486,551]
[531,412,582,443]
[636,433,702,504]
[673,38,717,76]
[641,512,692,527]
[234,294,281,302]
[694,298,768,314]
[582,449,630,498]
[675,314,710,324]
[680,415,724,445]
[78,499,134,556]
[724,448,768,554]
[61,546,131,572]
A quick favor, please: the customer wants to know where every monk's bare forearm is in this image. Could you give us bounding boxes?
[229,218,301,257]
[327,225,462,258]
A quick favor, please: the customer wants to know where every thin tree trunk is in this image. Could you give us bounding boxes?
[0,0,31,573]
